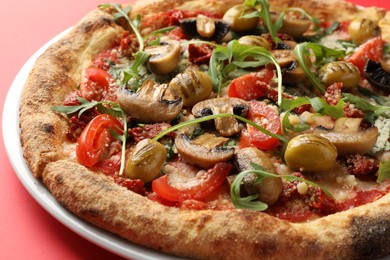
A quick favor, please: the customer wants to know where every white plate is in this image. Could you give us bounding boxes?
[2,29,184,260]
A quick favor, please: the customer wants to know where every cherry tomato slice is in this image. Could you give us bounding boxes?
[151,162,232,202]
[80,67,113,101]
[239,101,282,150]
[228,69,274,101]
[347,36,384,75]
[76,114,123,167]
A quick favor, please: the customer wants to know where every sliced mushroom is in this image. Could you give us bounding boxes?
[235,147,283,205]
[313,117,379,155]
[282,61,306,84]
[145,40,181,74]
[175,133,235,169]
[117,80,183,123]
[364,59,390,92]
[180,17,230,42]
[192,97,250,137]
[270,50,296,68]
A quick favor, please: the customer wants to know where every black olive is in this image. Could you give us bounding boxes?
[364,60,390,92]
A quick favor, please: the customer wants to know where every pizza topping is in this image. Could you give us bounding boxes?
[167,70,213,107]
[117,80,183,123]
[364,59,390,92]
[125,139,167,183]
[238,35,271,50]
[284,134,337,172]
[348,18,379,45]
[76,114,123,167]
[180,16,230,42]
[318,61,361,88]
[80,67,117,102]
[152,162,232,202]
[277,10,312,38]
[144,40,181,74]
[235,147,283,205]
[222,4,258,32]
[192,97,250,137]
[174,133,235,169]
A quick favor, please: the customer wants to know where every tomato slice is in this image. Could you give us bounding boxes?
[239,101,282,150]
[228,69,274,101]
[80,67,113,101]
[76,114,123,167]
[347,36,384,75]
[151,162,232,202]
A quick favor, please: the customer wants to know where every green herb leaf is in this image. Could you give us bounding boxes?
[208,40,283,104]
[377,160,390,183]
[244,0,281,43]
[343,93,390,118]
[153,113,289,144]
[309,97,345,119]
[230,166,334,211]
[293,43,345,94]
[280,97,311,134]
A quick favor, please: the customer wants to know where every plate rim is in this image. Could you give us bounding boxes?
[2,28,183,260]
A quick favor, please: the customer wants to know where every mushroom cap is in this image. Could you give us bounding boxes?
[117,80,183,123]
[175,133,235,169]
[192,97,250,137]
[145,40,181,74]
[364,59,390,92]
[180,17,230,42]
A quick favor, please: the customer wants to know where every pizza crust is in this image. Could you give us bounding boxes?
[19,0,390,259]
[42,159,390,259]
[20,9,125,177]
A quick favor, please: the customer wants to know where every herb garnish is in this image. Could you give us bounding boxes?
[230,163,334,211]
[244,0,283,43]
[208,40,283,104]
[280,96,345,134]
[293,42,345,93]
[343,93,390,120]
[52,98,128,177]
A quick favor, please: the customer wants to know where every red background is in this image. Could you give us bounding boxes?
[0,0,388,259]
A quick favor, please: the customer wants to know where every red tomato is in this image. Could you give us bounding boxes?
[76,114,123,167]
[347,36,384,74]
[228,69,274,101]
[80,67,113,101]
[151,162,232,202]
[239,101,282,150]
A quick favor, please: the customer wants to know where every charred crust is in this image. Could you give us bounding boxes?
[351,215,390,258]
[80,17,116,34]
[42,123,55,134]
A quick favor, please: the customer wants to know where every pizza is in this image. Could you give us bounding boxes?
[19,0,390,258]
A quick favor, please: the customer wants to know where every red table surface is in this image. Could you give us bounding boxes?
[1,0,389,259]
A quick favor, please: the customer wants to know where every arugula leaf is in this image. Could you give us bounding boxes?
[208,40,283,104]
[100,4,145,52]
[244,0,282,43]
[280,96,344,134]
[377,160,390,183]
[293,42,345,93]
[309,97,345,119]
[230,164,334,211]
[343,93,390,121]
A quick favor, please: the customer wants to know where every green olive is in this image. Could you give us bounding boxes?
[125,139,167,183]
[284,134,337,172]
[223,5,258,32]
[168,70,213,107]
[348,18,378,45]
[278,14,311,38]
[319,61,361,88]
[238,35,270,50]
